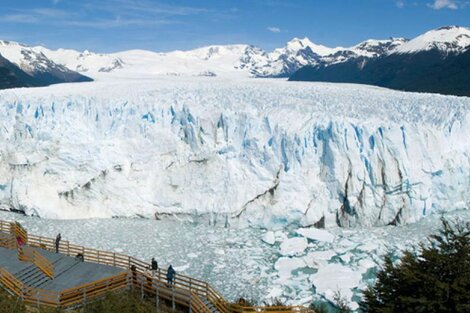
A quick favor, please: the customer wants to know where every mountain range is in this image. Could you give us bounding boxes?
[0,40,93,89]
[0,26,469,96]
[0,34,409,84]
[290,26,470,97]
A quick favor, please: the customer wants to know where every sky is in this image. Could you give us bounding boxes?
[0,0,469,53]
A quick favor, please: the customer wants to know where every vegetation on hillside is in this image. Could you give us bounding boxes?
[361,218,470,312]
[290,49,470,97]
[0,289,176,313]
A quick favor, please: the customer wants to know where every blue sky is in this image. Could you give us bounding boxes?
[0,0,469,52]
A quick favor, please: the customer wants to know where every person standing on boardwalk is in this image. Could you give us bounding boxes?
[151,258,158,270]
[16,236,24,249]
[166,265,176,285]
[151,257,158,275]
[55,233,61,253]
[16,236,24,255]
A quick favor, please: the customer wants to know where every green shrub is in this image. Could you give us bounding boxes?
[0,288,26,313]
[361,218,470,313]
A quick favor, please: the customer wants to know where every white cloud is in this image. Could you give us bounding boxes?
[427,0,462,9]
[267,26,281,33]
[396,0,405,8]
[0,0,205,29]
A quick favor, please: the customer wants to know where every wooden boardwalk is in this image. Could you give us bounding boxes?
[0,219,313,313]
[0,246,125,291]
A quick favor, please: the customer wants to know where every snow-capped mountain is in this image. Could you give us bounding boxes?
[1,26,468,83]
[319,38,408,66]
[0,40,92,88]
[394,26,470,54]
[35,46,124,74]
[352,38,408,57]
[253,38,339,77]
[112,44,271,78]
[290,26,470,96]
[0,40,65,75]
[0,54,36,89]
[2,35,407,80]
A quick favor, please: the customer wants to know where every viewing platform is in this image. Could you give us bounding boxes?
[0,219,313,312]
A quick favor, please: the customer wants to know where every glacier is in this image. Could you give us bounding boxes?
[0,77,469,228]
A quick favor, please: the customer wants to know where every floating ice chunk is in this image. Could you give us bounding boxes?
[274,257,306,278]
[357,241,380,253]
[305,250,336,267]
[174,264,190,272]
[310,263,363,310]
[215,248,225,255]
[274,231,288,243]
[266,286,284,299]
[296,228,335,243]
[339,252,354,264]
[280,237,308,256]
[262,231,276,245]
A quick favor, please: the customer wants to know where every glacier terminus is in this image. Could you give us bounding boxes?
[0,77,469,228]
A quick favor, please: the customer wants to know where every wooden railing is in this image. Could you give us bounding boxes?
[0,233,17,249]
[60,272,128,307]
[11,222,28,244]
[192,292,213,313]
[0,267,24,297]
[33,250,54,279]
[231,306,311,313]
[0,266,129,308]
[0,219,314,313]
[0,220,12,233]
[16,246,55,279]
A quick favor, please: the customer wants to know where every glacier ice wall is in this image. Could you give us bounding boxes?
[0,78,469,228]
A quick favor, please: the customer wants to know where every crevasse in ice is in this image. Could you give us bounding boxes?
[0,77,469,228]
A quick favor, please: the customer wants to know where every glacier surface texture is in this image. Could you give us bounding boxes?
[0,77,469,228]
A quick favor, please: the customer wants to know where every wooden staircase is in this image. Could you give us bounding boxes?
[0,219,314,313]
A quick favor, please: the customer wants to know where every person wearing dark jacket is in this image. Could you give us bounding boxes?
[55,233,61,253]
[151,258,158,271]
[166,265,176,284]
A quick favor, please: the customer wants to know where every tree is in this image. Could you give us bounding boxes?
[361,218,470,312]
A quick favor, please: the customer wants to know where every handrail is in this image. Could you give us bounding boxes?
[33,250,54,279]
[0,220,12,233]
[0,219,314,313]
[208,285,231,313]
[0,267,60,307]
[60,272,128,307]
[0,267,24,297]
[11,222,28,244]
[0,233,17,249]
[191,292,212,313]
[231,305,310,313]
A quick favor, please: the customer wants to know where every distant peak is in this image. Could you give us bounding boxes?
[394,25,470,54]
[287,37,312,47]
[436,25,468,31]
[281,37,337,57]
[0,40,24,47]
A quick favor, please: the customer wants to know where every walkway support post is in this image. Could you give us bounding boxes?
[141,275,144,300]
[172,284,175,311]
